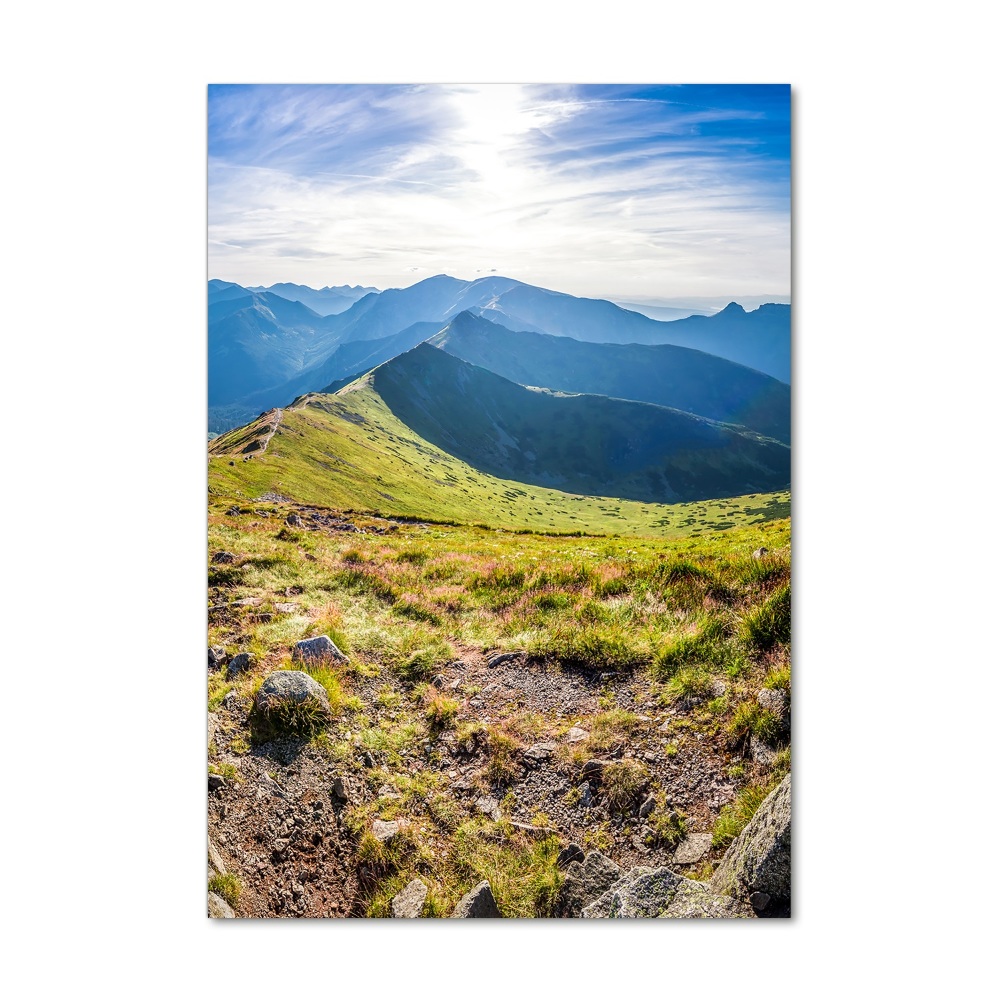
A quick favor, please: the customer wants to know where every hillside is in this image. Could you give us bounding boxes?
[369,344,789,503]
[431,312,791,444]
[208,387,788,536]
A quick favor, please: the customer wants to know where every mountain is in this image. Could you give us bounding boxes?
[320,274,791,380]
[430,311,791,444]
[249,282,378,316]
[368,344,789,503]
[208,283,346,407]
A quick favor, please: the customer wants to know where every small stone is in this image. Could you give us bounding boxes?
[557,844,585,869]
[673,833,714,865]
[208,646,227,671]
[273,602,299,614]
[447,678,462,691]
[207,712,219,746]
[476,796,501,821]
[293,635,348,665]
[208,837,226,876]
[372,819,401,843]
[581,759,606,784]
[378,784,401,800]
[331,776,357,803]
[487,652,522,668]
[226,651,254,679]
[524,741,556,763]
[578,781,592,808]
[710,679,728,699]
[211,551,236,564]
[208,892,235,918]
[451,880,500,918]
[391,878,428,918]
[638,795,656,819]
[286,513,304,527]
[749,891,772,912]
[566,727,589,743]
[757,687,790,732]
[431,674,446,688]
[753,547,768,559]
[208,774,226,792]
[221,690,239,711]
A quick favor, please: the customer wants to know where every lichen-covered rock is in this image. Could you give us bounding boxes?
[293,635,348,665]
[711,773,791,909]
[557,843,585,869]
[391,878,428,918]
[208,836,227,876]
[582,867,753,919]
[556,851,621,916]
[672,833,713,865]
[208,646,227,671]
[254,671,331,716]
[451,880,500,918]
[372,819,401,844]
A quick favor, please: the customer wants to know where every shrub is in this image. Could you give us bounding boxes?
[424,693,460,731]
[208,873,241,907]
[601,759,650,815]
[740,583,791,652]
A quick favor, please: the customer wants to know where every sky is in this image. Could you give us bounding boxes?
[208,84,790,305]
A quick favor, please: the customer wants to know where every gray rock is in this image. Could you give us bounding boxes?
[207,712,219,746]
[752,547,768,559]
[556,851,622,916]
[451,880,501,918]
[524,741,556,763]
[711,774,791,907]
[221,690,240,711]
[710,679,728,699]
[226,651,254,679]
[208,646,227,671]
[749,891,771,912]
[285,513,304,527]
[487,652,522,668]
[208,774,226,792]
[431,674,446,688]
[372,819,401,844]
[391,878,428,918]
[208,837,226,876]
[254,671,331,716]
[208,892,235,918]
[582,867,753,919]
[581,759,607,784]
[673,833,714,865]
[638,795,656,819]
[578,781,592,808]
[273,603,299,614]
[750,735,778,766]
[211,551,236,564]
[557,843,585,869]
[476,796,501,821]
[293,635,348,665]
[757,687,790,733]
[565,726,589,743]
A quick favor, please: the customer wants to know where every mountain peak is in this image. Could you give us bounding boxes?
[717,302,747,316]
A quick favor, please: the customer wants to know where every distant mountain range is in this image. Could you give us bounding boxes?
[430,311,790,444]
[247,282,378,316]
[208,273,791,432]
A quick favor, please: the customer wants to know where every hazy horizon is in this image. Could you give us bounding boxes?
[209,84,790,303]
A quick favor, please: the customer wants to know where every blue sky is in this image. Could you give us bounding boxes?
[208,84,790,304]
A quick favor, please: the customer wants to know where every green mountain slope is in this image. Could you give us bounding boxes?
[431,311,791,444]
[370,344,789,503]
[208,382,789,537]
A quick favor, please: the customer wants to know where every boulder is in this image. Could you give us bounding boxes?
[556,851,621,916]
[226,652,254,679]
[285,513,304,527]
[711,773,791,909]
[565,727,589,743]
[293,635,348,665]
[391,879,428,918]
[208,646,227,671]
[451,881,501,918]
[582,867,752,919]
[475,796,501,821]
[524,741,556,763]
[254,671,331,715]
[208,892,235,918]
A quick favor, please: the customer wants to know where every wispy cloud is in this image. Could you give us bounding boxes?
[208,84,789,300]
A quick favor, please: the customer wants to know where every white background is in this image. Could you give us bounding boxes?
[3,2,996,996]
